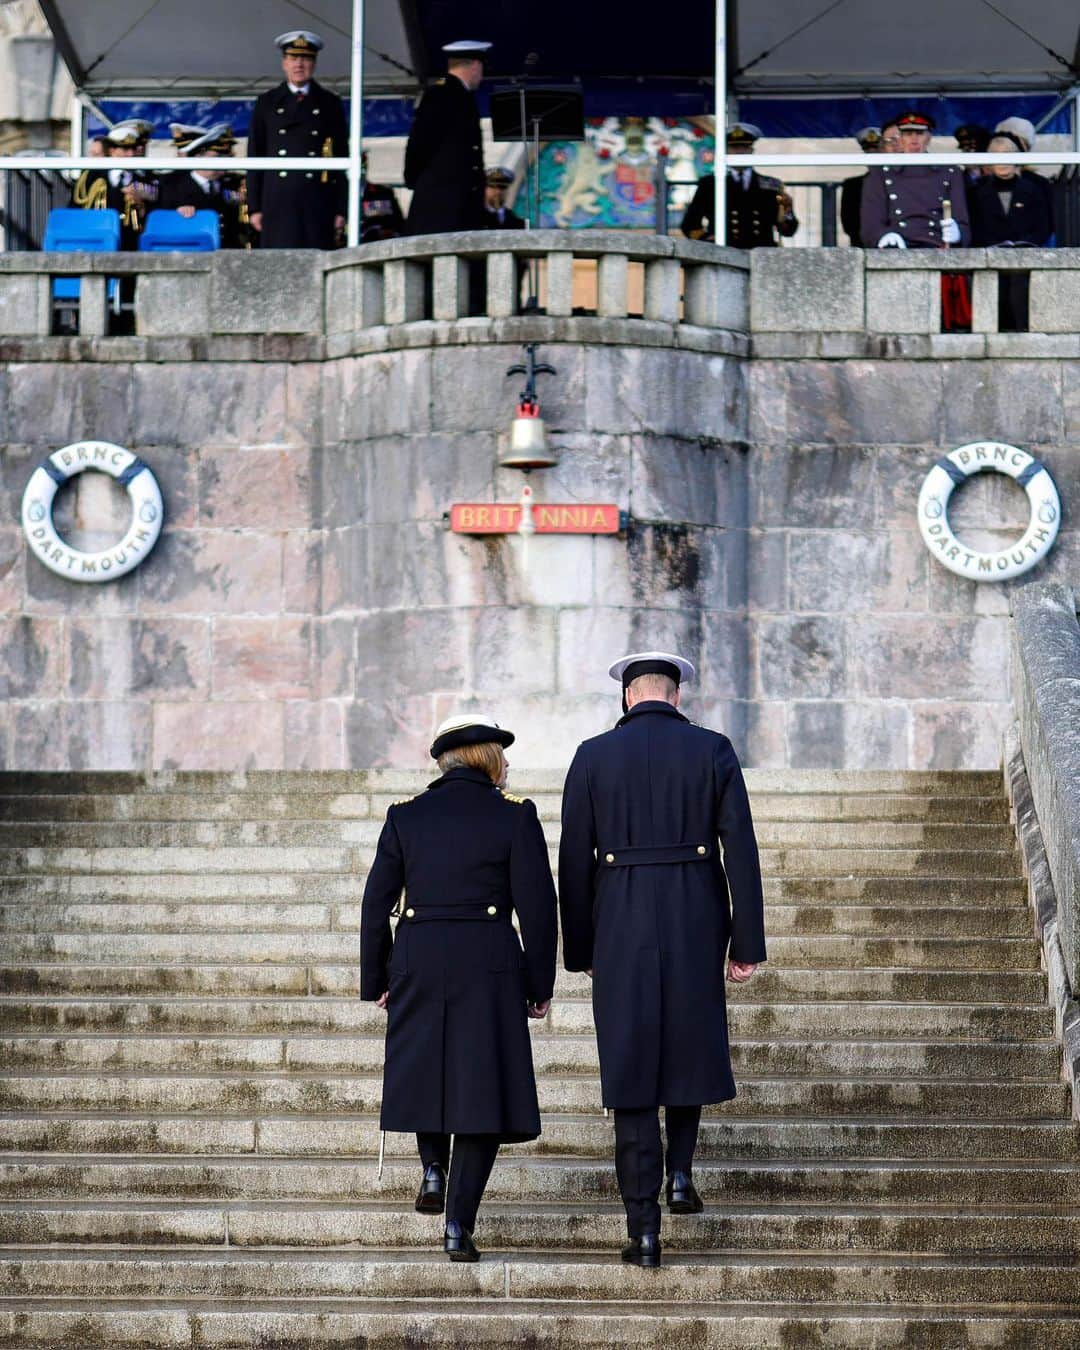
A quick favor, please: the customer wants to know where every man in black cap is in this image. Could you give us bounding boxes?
[860,110,969,249]
[158,124,245,248]
[482,167,525,229]
[681,123,798,247]
[248,31,349,249]
[404,40,490,236]
[558,651,766,1269]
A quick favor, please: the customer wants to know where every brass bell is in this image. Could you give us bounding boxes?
[500,400,559,471]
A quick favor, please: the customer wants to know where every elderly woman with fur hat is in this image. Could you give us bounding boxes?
[360,714,557,1262]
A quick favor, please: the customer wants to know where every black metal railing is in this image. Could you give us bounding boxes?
[1,166,65,251]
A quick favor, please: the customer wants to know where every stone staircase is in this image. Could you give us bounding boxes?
[0,768,1076,1347]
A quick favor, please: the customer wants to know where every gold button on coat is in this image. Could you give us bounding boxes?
[487,905,497,916]
[405,907,415,918]
[697,845,707,856]
[605,853,615,863]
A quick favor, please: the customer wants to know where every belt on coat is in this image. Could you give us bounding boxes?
[599,842,713,866]
[398,900,510,923]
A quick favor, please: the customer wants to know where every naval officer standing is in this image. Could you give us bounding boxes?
[404,39,489,235]
[360,714,557,1262]
[248,31,348,248]
[558,652,766,1268]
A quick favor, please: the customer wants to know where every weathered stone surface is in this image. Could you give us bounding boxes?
[133,364,291,447]
[1029,269,1080,333]
[354,610,468,696]
[748,362,942,446]
[787,529,928,614]
[752,249,864,333]
[210,252,322,334]
[755,617,847,699]
[138,531,283,616]
[212,618,312,699]
[468,606,557,693]
[866,271,937,334]
[556,607,702,695]
[152,701,284,769]
[942,362,1063,445]
[0,616,61,698]
[284,699,345,770]
[9,363,131,447]
[584,347,744,439]
[912,700,1012,770]
[65,618,210,700]
[327,350,432,440]
[853,616,1010,700]
[750,445,877,528]
[199,447,313,529]
[0,272,48,336]
[136,273,210,337]
[630,435,748,527]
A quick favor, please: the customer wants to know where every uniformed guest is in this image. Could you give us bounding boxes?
[860,109,969,249]
[681,123,798,247]
[70,121,160,249]
[360,714,557,1263]
[483,166,525,229]
[248,31,348,249]
[840,126,884,247]
[359,152,405,243]
[404,39,490,235]
[558,652,766,1268]
[158,123,244,248]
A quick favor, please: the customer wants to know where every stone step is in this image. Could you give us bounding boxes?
[1,1303,1079,1350]
[0,901,1033,939]
[0,1247,1076,1306]
[0,769,1006,796]
[5,1156,1077,1208]
[4,1199,1080,1257]
[0,997,1053,1040]
[0,873,1030,907]
[0,819,1018,851]
[0,963,1048,1003]
[0,1115,1074,1161]
[0,932,1040,969]
[0,1032,1055,1080]
[0,791,1011,824]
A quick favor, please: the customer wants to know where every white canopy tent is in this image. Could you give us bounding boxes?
[9,0,1080,247]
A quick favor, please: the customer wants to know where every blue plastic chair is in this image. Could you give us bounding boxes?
[139,209,220,252]
[43,207,122,304]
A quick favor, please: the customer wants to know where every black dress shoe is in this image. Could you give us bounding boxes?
[415,1163,446,1214]
[444,1219,480,1262]
[666,1170,704,1214]
[621,1233,662,1268]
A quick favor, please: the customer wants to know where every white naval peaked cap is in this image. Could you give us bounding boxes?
[442,39,493,56]
[430,712,515,759]
[275,30,324,53]
[608,650,696,685]
[181,122,233,156]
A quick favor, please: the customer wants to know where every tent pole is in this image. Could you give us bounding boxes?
[69,93,84,155]
[346,0,365,248]
[715,0,727,243]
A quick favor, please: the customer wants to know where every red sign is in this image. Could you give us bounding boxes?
[450,503,622,535]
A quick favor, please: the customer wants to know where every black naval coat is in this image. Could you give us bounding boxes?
[860,163,970,248]
[483,205,526,229]
[840,173,866,246]
[157,172,243,249]
[681,171,799,247]
[248,80,348,249]
[559,701,766,1110]
[969,173,1053,247]
[360,766,558,1140]
[404,76,485,235]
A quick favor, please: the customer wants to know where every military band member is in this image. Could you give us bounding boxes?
[158,123,244,248]
[840,125,884,247]
[404,39,490,236]
[483,166,525,229]
[248,31,348,249]
[360,714,557,1263]
[860,109,970,249]
[681,123,798,247]
[559,652,766,1268]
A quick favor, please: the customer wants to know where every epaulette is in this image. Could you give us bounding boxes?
[390,796,415,807]
[435,77,446,85]
[499,789,527,805]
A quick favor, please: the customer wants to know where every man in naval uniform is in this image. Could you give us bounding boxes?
[860,110,969,249]
[71,120,159,250]
[404,39,489,236]
[158,123,244,248]
[248,31,348,249]
[681,123,798,247]
[482,167,525,229]
[558,651,766,1268]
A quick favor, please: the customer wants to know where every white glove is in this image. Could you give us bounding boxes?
[941,216,961,244]
[877,232,907,249]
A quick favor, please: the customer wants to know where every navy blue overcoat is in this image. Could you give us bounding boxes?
[360,766,558,1140]
[558,701,766,1109]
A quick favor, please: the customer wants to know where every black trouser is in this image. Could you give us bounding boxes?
[416,1132,500,1232]
[613,1104,702,1238]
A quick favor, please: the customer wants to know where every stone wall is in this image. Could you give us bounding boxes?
[0,238,1076,769]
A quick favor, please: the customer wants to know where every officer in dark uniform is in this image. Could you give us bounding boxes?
[248,30,348,249]
[361,713,557,1263]
[860,110,970,248]
[359,151,405,243]
[158,123,244,248]
[840,126,884,247]
[559,652,766,1268]
[482,166,525,229]
[71,121,159,250]
[404,39,489,236]
[681,123,798,247]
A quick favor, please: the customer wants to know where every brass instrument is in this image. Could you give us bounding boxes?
[321,137,332,184]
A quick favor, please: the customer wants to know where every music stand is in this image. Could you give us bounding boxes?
[489,85,585,231]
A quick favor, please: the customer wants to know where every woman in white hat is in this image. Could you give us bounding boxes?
[360,713,557,1261]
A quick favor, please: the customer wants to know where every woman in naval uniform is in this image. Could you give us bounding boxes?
[360,714,558,1261]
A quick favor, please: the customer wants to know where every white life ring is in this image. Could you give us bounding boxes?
[917,441,1060,582]
[21,441,163,583]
